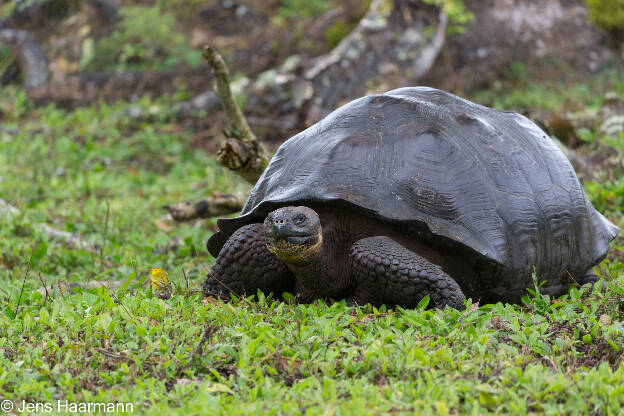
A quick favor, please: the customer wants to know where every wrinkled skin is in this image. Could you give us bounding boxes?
[205,205,468,309]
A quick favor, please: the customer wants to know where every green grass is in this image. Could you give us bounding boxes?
[0,82,623,415]
[472,67,624,113]
[85,5,203,72]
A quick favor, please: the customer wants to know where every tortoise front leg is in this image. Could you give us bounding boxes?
[578,270,606,293]
[349,236,465,310]
[204,224,295,299]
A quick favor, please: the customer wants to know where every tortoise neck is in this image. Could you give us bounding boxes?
[285,253,347,298]
[283,204,357,298]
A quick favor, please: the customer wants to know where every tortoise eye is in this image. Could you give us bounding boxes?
[293,215,306,226]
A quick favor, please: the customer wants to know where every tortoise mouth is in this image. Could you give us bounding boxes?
[264,234,317,247]
[265,234,322,263]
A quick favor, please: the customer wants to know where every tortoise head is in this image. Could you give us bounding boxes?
[263,206,322,264]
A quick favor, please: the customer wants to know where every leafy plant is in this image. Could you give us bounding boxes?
[586,0,624,32]
[86,5,202,71]
[324,19,352,49]
[278,0,331,20]
[585,177,624,214]
[0,0,46,19]
[0,44,16,84]
[424,0,474,34]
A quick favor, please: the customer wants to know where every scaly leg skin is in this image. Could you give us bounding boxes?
[203,224,295,300]
[578,269,606,293]
[349,236,465,310]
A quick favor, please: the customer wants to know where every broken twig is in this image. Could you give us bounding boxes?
[38,272,50,307]
[163,192,246,222]
[203,45,270,184]
[14,254,32,318]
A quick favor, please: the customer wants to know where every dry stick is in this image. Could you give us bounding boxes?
[193,324,217,358]
[205,266,255,306]
[203,46,256,143]
[94,347,132,360]
[163,48,269,217]
[182,267,190,296]
[38,272,50,307]
[208,274,243,300]
[111,292,135,322]
[94,278,137,323]
[203,45,270,184]
[163,192,246,222]
[14,253,33,318]
[566,271,581,287]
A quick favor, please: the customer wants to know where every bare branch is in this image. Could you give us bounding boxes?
[163,192,246,222]
[203,46,256,142]
[298,0,447,123]
[203,45,270,184]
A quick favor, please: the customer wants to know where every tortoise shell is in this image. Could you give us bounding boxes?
[208,87,618,288]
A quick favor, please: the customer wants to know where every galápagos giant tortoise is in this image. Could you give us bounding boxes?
[204,87,619,309]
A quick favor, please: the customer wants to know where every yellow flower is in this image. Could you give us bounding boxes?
[151,267,172,299]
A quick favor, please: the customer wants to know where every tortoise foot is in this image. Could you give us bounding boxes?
[350,236,465,310]
[578,270,606,293]
[204,223,295,300]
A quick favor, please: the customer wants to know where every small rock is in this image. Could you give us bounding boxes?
[599,314,611,325]
[202,296,219,306]
[176,378,201,387]
[491,316,511,331]
[467,302,480,313]
[235,5,248,17]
